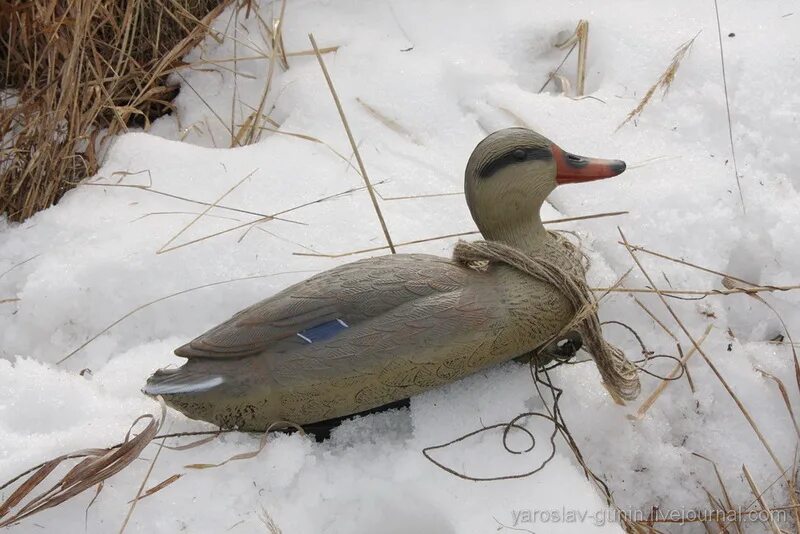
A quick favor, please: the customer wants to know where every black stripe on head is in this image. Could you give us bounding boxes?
[478,146,552,178]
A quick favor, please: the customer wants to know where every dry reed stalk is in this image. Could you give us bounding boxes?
[119,437,167,533]
[184,421,302,470]
[0,254,40,280]
[294,210,629,258]
[620,240,800,393]
[156,169,258,254]
[754,371,800,529]
[699,499,719,534]
[792,451,800,531]
[631,324,713,420]
[620,243,762,288]
[715,463,798,533]
[175,71,238,143]
[145,181,382,254]
[259,506,284,534]
[756,369,800,441]
[722,275,800,397]
[1,0,235,221]
[595,284,800,297]
[294,231,479,258]
[0,430,231,497]
[252,125,364,176]
[555,20,588,95]
[56,270,318,365]
[0,414,295,530]
[712,0,745,213]
[692,453,744,534]
[0,402,165,529]
[626,155,680,170]
[619,228,787,476]
[237,224,320,254]
[229,4,242,147]
[309,33,396,254]
[183,45,339,70]
[540,20,589,96]
[573,21,588,96]
[637,505,800,527]
[679,343,697,393]
[356,97,419,143]
[255,4,288,69]
[134,211,243,223]
[742,464,782,534]
[633,296,679,342]
[82,177,301,223]
[616,31,700,131]
[125,474,182,504]
[242,0,287,145]
[377,191,462,201]
[538,41,577,94]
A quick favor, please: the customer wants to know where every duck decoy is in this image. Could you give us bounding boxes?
[145,127,636,432]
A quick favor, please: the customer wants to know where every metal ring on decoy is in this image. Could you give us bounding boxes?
[551,330,582,361]
[523,330,583,368]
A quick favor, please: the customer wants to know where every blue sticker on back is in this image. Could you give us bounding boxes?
[297,319,349,344]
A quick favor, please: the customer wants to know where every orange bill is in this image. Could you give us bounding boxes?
[552,143,626,185]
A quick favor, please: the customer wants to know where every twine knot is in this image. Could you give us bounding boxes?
[452,234,641,402]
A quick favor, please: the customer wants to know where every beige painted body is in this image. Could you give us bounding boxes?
[145,128,624,430]
[153,241,576,430]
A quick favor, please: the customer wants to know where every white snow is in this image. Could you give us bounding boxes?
[2,0,800,532]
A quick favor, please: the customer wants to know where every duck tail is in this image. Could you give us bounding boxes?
[143,366,225,396]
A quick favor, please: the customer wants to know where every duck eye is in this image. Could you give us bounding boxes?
[513,149,526,161]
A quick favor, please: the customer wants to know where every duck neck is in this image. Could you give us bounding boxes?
[484,213,550,255]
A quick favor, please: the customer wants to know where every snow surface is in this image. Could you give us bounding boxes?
[2,0,800,532]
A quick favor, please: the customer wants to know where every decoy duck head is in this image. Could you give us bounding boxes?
[464,127,626,250]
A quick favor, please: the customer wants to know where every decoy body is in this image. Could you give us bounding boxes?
[145,128,627,431]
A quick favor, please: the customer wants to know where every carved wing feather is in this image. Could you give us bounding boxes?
[174,254,475,359]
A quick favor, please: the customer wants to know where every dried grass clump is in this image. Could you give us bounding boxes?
[0,409,162,528]
[0,0,236,221]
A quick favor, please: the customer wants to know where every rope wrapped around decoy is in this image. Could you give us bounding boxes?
[452,233,641,402]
